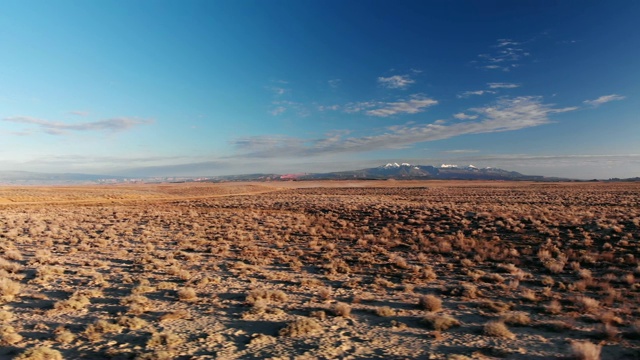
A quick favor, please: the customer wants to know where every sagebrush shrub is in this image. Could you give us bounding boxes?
[279,317,322,336]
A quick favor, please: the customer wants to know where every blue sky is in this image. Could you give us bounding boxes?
[1,0,638,179]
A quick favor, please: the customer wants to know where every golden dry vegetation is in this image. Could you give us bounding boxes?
[0,181,639,359]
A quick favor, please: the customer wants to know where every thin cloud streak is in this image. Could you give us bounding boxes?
[377,75,415,89]
[345,95,438,117]
[583,94,626,107]
[488,82,520,89]
[233,96,576,158]
[457,90,496,98]
[366,96,437,117]
[477,38,530,71]
[453,113,478,120]
[441,149,480,154]
[328,79,341,88]
[3,116,153,135]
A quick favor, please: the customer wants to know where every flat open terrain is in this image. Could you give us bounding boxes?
[0,181,639,359]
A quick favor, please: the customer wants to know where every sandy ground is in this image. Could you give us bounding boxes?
[0,181,638,359]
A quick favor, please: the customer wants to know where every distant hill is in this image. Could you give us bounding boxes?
[606,177,640,182]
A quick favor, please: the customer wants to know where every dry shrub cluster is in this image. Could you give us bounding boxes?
[279,317,322,336]
[483,320,515,339]
[421,314,461,331]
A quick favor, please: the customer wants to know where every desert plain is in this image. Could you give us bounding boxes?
[0,180,639,359]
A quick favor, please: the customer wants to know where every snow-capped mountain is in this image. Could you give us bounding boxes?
[300,163,549,180]
[381,162,413,168]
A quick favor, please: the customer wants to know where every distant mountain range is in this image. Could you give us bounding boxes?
[0,171,126,184]
[273,163,552,181]
[0,164,637,185]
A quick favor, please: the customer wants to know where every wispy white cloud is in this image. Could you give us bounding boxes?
[477,38,530,71]
[266,79,289,96]
[441,149,480,154]
[267,86,287,96]
[469,97,577,125]
[366,96,438,117]
[3,116,153,135]
[583,94,626,107]
[269,101,309,117]
[344,101,376,114]
[457,90,496,98]
[457,83,518,98]
[344,95,438,117]
[496,39,519,47]
[270,106,287,116]
[487,82,521,89]
[453,112,478,120]
[328,79,341,88]
[318,105,340,111]
[377,75,415,89]
[233,96,576,158]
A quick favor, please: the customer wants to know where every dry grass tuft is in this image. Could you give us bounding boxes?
[570,341,602,360]
[1,324,23,345]
[501,311,531,326]
[279,317,322,336]
[146,332,183,350]
[0,277,21,302]
[118,316,149,330]
[545,300,562,315]
[520,288,538,302]
[156,282,175,290]
[479,300,511,314]
[3,250,23,261]
[14,346,63,360]
[246,289,288,306]
[418,294,442,312]
[446,283,480,299]
[53,326,75,344]
[332,302,351,317]
[84,319,123,342]
[310,310,326,320]
[121,295,152,315]
[421,314,461,331]
[375,306,396,317]
[177,287,197,302]
[483,320,515,339]
[51,293,90,313]
[599,323,620,341]
[0,258,22,273]
[0,310,14,322]
[576,296,600,314]
[317,287,332,301]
